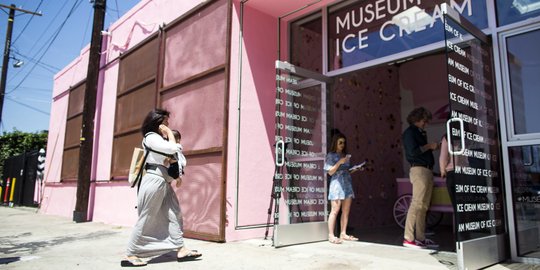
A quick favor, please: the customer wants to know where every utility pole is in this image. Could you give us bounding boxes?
[73,0,106,223]
[0,4,41,129]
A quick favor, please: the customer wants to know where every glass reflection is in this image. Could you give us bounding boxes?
[510,145,540,258]
[496,0,540,26]
[290,14,323,73]
[506,29,540,135]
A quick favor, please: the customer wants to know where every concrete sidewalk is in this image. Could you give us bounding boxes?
[0,207,533,269]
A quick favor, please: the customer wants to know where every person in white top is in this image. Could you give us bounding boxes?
[122,109,201,267]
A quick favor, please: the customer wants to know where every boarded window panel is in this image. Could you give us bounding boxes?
[161,72,225,150]
[179,153,222,236]
[64,115,82,149]
[111,132,143,178]
[113,36,158,179]
[115,82,156,134]
[62,83,85,181]
[163,0,227,86]
[61,147,80,181]
[67,84,85,118]
[117,38,158,94]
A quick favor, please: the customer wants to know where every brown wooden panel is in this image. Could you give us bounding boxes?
[179,152,222,236]
[161,71,225,151]
[64,115,82,149]
[61,147,80,181]
[118,38,158,94]
[115,82,156,134]
[67,83,85,118]
[111,132,143,179]
[162,0,227,86]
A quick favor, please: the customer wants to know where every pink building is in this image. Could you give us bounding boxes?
[41,0,540,267]
[43,0,301,242]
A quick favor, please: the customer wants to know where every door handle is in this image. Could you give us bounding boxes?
[275,140,285,167]
[447,117,465,155]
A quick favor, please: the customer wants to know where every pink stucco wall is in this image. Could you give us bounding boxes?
[94,64,118,182]
[225,2,283,240]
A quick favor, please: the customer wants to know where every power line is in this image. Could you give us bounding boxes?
[0,3,43,133]
[5,96,50,115]
[7,1,68,84]
[19,2,67,61]
[6,0,84,95]
[5,86,51,92]
[11,0,44,45]
[5,94,50,104]
[80,6,93,52]
[11,51,60,73]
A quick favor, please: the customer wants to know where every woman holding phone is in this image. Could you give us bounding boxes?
[324,133,361,244]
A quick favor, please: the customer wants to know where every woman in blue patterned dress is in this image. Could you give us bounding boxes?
[324,133,361,244]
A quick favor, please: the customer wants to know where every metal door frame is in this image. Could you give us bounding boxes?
[273,60,333,247]
[444,8,507,270]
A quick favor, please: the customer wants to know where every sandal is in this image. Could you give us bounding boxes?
[328,236,343,244]
[177,249,202,262]
[121,257,147,267]
[340,233,359,241]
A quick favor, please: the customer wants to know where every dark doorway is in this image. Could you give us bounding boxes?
[328,52,455,251]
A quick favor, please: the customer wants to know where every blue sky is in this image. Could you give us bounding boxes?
[0,0,140,133]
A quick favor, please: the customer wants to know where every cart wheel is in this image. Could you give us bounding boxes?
[393,194,444,229]
[393,194,412,229]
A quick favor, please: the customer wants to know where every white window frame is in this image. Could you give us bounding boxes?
[499,23,540,143]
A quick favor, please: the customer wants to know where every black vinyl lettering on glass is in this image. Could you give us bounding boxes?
[275,71,326,224]
[444,16,505,241]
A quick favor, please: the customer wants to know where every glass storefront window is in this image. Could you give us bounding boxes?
[509,144,540,257]
[327,0,488,71]
[290,13,323,73]
[506,28,540,135]
[496,0,540,27]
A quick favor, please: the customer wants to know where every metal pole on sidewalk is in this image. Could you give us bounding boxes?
[73,0,106,223]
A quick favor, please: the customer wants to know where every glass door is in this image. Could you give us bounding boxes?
[272,61,332,247]
[443,10,507,270]
[500,25,540,262]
